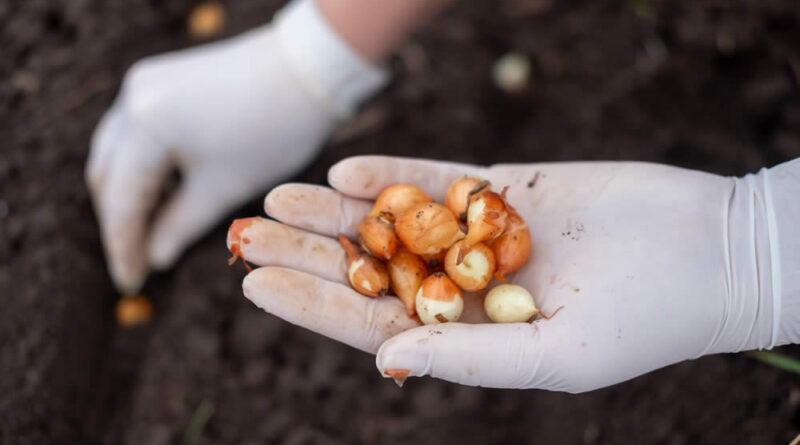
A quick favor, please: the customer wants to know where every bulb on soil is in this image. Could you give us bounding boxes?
[116,295,153,327]
[187,1,226,39]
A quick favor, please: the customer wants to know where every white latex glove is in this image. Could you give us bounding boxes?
[86,0,387,293]
[230,156,800,392]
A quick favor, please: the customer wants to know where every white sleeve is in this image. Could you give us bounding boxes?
[272,0,389,119]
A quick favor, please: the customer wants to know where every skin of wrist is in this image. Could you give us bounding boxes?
[315,0,455,64]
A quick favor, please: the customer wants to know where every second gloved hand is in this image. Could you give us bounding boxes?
[86,0,387,293]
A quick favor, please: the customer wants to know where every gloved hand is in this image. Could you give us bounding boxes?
[86,0,387,293]
[230,156,800,392]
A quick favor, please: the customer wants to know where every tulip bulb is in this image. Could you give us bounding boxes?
[445,176,490,222]
[116,295,153,327]
[395,203,465,255]
[415,272,464,324]
[369,184,433,220]
[484,284,538,323]
[444,240,496,291]
[388,247,428,316]
[339,235,389,298]
[460,191,509,263]
[358,213,398,260]
[490,207,531,281]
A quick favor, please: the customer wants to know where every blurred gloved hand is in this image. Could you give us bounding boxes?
[86,0,387,293]
[230,155,800,392]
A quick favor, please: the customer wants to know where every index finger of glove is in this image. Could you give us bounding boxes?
[327,156,486,201]
[264,184,372,238]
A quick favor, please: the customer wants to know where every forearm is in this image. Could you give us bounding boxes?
[317,0,456,63]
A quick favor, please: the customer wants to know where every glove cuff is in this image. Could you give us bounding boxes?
[273,0,389,119]
[712,171,777,353]
[763,158,800,347]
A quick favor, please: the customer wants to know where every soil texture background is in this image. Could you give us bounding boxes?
[2,0,800,443]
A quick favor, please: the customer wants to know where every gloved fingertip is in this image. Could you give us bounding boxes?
[326,157,375,197]
[376,335,430,379]
[325,159,346,188]
[225,217,261,257]
[263,185,288,217]
[110,259,147,295]
[241,268,263,301]
[84,162,104,192]
[241,267,280,313]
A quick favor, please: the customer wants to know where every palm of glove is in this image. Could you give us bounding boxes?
[234,156,749,392]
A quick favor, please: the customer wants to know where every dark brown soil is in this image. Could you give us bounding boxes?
[2,0,800,443]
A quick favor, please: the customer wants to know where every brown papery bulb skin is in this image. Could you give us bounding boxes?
[395,203,465,256]
[460,191,509,263]
[445,176,491,223]
[357,213,398,260]
[490,208,531,281]
[388,247,428,316]
[444,240,496,291]
[338,235,390,298]
[369,184,433,220]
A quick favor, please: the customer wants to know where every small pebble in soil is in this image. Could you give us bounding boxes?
[492,52,531,94]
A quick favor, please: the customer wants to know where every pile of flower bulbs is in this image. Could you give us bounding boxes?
[339,177,540,325]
